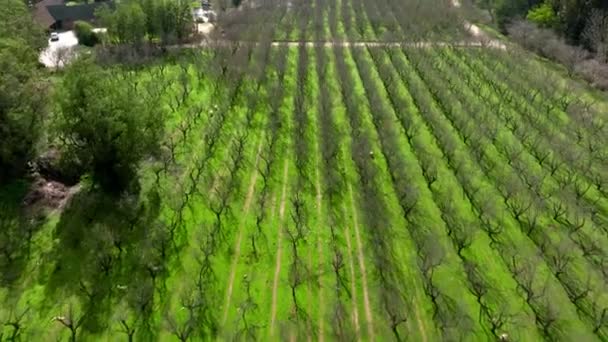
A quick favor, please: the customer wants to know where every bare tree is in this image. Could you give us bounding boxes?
[583,9,608,63]
[549,238,575,280]
[235,275,262,341]
[112,302,138,342]
[3,307,30,341]
[486,304,518,340]
[49,46,76,68]
[536,299,560,338]
[53,304,87,342]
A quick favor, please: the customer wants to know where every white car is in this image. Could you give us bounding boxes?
[50,32,59,42]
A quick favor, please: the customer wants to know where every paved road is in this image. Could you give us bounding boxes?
[452,0,507,49]
[40,1,507,68]
[269,40,504,48]
[179,38,506,50]
[39,31,78,68]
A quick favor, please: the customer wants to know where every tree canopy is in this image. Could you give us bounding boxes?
[98,0,193,45]
[526,2,559,28]
[0,0,46,50]
[54,59,165,193]
[480,0,608,44]
[0,0,46,182]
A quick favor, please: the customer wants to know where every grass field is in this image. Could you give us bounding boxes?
[1,0,608,341]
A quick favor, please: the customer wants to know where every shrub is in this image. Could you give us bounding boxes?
[74,21,99,47]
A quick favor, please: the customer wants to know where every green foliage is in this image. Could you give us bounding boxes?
[3,0,608,340]
[527,2,559,28]
[490,0,543,28]
[154,0,194,42]
[98,2,147,44]
[232,0,242,7]
[174,0,195,40]
[74,21,100,47]
[140,0,162,38]
[479,0,608,43]
[549,0,607,43]
[0,180,36,286]
[0,0,46,182]
[54,59,165,194]
[99,0,193,45]
[0,0,46,50]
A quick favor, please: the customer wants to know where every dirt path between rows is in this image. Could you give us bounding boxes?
[269,160,290,336]
[348,184,374,341]
[414,302,428,342]
[270,193,278,220]
[183,39,506,50]
[315,169,325,342]
[270,41,501,48]
[221,141,263,326]
[343,205,362,340]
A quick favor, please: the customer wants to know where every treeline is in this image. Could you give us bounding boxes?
[97,0,193,45]
[476,0,608,89]
[478,0,608,45]
[0,0,46,182]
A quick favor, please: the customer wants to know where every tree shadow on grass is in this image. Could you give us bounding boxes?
[40,187,172,339]
[0,180,47,288]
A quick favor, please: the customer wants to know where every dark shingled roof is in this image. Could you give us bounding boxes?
[33,0,64,28]
[46,2,114,22]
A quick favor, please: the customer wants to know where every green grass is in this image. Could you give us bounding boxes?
[2,0,608,339]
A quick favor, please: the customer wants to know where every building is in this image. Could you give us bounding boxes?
[33,0,113,31]
[32,0,63,29]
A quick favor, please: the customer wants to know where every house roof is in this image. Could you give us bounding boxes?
[33,0,64,28]
[46,2,113,22]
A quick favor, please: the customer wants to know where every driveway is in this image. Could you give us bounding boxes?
[39,31,79,68]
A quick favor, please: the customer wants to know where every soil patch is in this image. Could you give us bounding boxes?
[23,177,80,212]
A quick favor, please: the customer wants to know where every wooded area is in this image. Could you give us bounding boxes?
[0,0,46,182]
[475,0,608,89]
[478,0,608,45]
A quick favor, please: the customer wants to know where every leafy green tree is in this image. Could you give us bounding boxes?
[527,2,559,28]
[54,59,164,193]
[493,0,543,29]
[139,0,162,38]
[0,0,46,182]
[99,2,147,44]
[100,0,193,45]
[0,39,45,182]
[0,0,45,50]
[157,0,193,43]
[171,0,194,40]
